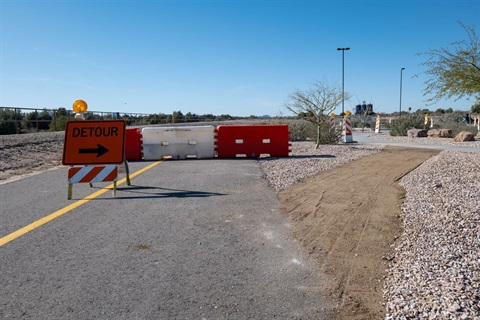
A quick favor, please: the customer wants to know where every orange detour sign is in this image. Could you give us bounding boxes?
[62,120,126,165]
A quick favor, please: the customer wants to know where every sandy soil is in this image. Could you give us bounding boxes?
[0,132,64,183]
[280,146,440,319]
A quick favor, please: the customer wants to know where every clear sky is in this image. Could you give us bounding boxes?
[0,0,479,116]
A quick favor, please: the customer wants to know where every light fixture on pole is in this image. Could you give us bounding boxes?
[400,67,405,117]
[337,47,350,115]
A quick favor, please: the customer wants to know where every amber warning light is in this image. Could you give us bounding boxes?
[72,100,88,120]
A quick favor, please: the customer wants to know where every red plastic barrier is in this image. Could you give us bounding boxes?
[216,125,291,158]
[125,127,143,160]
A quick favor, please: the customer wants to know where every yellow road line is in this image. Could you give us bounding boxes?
[0,160,164,247]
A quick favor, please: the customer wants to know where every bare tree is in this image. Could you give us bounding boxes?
[419,22,480,103]
[284,80,350,148]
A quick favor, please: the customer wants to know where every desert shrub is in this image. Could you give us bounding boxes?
[390,113,425,136]
[316,121,342,144]
[433,113,478,136]
[287,119,340,144]
[288,120,315,141]
[448,122,478,136]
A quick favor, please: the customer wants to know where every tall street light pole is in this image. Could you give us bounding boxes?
[337,47,350,115]
[400,67,405,117]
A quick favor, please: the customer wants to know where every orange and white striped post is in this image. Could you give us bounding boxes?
[342,111,353,143]
[424,113,429,127]
[330,113,335,131]
[375,114,381,133]
[67,165,118,199]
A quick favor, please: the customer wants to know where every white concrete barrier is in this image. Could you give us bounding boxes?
[142,126,216,160]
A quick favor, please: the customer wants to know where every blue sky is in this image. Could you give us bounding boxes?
[0,0,479,116]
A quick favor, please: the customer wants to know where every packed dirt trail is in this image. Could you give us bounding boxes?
[279,146,440,319]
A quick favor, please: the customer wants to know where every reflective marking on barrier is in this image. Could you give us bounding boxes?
[345,118,352,135]
[68,166,118,183]
[263,139,270,144]
[236,139,243,144]
[343,116,353,143]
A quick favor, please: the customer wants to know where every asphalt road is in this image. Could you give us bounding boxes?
[0,159,335,319]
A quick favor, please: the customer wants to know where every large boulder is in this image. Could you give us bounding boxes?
[427,129,453,138]
[407,129,428,138]
[453,131,475,142]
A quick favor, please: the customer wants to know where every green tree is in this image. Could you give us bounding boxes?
[48,108,71,131]
[416,108,431,114]
[0,108,21,134]
[418,22,480,103]
[471,102,480,113]
[284,80,348,148]
[56,107,69,117]
[25,108,52,130]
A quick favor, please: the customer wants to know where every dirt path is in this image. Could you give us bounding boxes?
[279,146,440,319]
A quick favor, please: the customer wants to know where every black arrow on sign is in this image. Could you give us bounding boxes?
[79,144,109,158]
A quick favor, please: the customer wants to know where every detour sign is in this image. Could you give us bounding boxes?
[62,120,126,165]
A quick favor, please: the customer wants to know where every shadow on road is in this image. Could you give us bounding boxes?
[88,184,226,200]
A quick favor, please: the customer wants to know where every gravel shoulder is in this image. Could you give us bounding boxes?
[385,151,480,319]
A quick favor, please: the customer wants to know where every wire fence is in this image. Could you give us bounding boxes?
[0,106,155,135]
[0,106,255,134]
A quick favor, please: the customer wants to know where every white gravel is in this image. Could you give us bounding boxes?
[384,151,480,319]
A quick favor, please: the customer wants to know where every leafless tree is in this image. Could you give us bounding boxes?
[284,80,350,148]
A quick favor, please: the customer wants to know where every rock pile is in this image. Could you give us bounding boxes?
[453,131,475,142]
[407,129,428,138]
[427,128,453,138]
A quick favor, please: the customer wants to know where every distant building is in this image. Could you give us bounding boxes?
[355,101,373,115]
